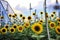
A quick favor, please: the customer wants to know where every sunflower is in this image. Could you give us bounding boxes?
[9,27,15,33]
[51,14,54,17]
[8,14,12,17]
[53,12,56,14]
[12,15,16,18]
[57,18,60,22]
[48,20,51,23]
[38,22,42,25]
[18,26,24,32]
[46,13,48,18]
[40,20,43,23]
[13,24,17,29]
[4,24,9,29]
[33,12,36,15]
[31,23,43,34]
[24,22,30,28]
[55,26,60,35]
[14,14,17,17]
[58,22,60,26]
[1,28,7,34]
[40,12,43,14]
[27,16,32,20]
[0,16,4,19]
[22,16,25,20]
[50,22,56,29]
[20,14,23,17]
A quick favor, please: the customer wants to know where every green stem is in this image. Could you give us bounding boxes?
[34,16,36,22]
[41,14,42,19]
[37,37,40,40]
[50,16,51,20]
[56,35,60,40]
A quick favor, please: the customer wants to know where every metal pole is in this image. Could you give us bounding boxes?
[0,1,1,28]
[56,0,58,4]
[6,2,12,25]
[44,0,50,40]
[56,0,60,18]
[30,3,32,16]
[35,9,36,14]
[30,10,31,16]
[59,12,60,18]
[0,1,2,28]
[35,9,36,21]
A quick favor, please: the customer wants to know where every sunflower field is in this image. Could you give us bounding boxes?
[0,11,60,40]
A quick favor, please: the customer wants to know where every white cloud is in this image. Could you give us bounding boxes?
[5,0,60,9]
[50,0,60,4]
[6,0,44,9]
[51,0,55,3]
[5,0,60,20]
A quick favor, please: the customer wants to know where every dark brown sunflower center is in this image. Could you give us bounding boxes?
[40,20,42,22]
[58,23,59,24]
[13,15,15,17]
[26,24,29,26]
[48,21,50,23]
[46,16,48,17]
[46,14,48,18]
[5,26,8,28]
[35,26,40,31]
[51,24,54,27]
[28,17,31,20]
[58,23,60,25]
[2,29,6,32]
[15,14,17,16]
[51,15,53,17]
[41,12,43,14]
[19,27,22,30]
[14,26,16,28]
[20,15,22,17]
[9,15,11,17]
[33,13,35,15]
[59,20,60,21]
[53,12,55,14]
[11,29,14,32]
[57,28,60,32]
[1,16,4,19]
[39,23,41,24]
[23,17,25,19]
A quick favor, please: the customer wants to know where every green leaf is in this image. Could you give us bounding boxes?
[31,35,38,38]
[50,38,55,40]
[39,35,45,38]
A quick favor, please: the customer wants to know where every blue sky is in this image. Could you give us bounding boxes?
[6,0,60,17]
